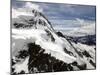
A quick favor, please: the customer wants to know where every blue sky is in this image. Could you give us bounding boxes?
[12,1,96,36]
[12,1,96,20]
[12,1,96,24]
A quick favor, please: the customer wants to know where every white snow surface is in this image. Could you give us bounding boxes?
[13,57,29,73]
[12,28,76,63]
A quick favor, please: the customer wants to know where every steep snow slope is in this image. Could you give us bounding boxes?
[11,7,96,74]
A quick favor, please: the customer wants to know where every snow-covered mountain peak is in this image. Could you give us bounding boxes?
[12,7,54,32]
[12,8,77,63]
[12,6,96,74]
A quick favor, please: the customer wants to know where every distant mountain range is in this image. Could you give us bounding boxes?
[65,34,96,46]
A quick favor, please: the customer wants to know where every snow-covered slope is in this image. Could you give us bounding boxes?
[11,6,96,74]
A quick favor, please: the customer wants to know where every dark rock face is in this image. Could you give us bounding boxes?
[45,29,55,42]
[13,22,33,29]
[82,51,92,58]
[12,43,88,74]
[27,43,71,73]
[63,48,74,57]
[56,31,65,38]
[16,50,29,59]
[89,60,96,68]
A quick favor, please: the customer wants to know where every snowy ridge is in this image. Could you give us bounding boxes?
[11,6,96,74]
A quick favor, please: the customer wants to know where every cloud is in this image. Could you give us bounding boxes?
[12,2,96,36]
[12,7,33,18]
[12,2,43,18]
[76,18,85,25]
[24,2,43,12]
[51,18,95,36]
[12,1,96,20]
[37,3,96,20]
[77,22,95,34]
[61,18,96,36]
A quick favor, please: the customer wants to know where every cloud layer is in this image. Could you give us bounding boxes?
[60,19,96,36]
[12,2,43,18]
[12,1,96,36]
